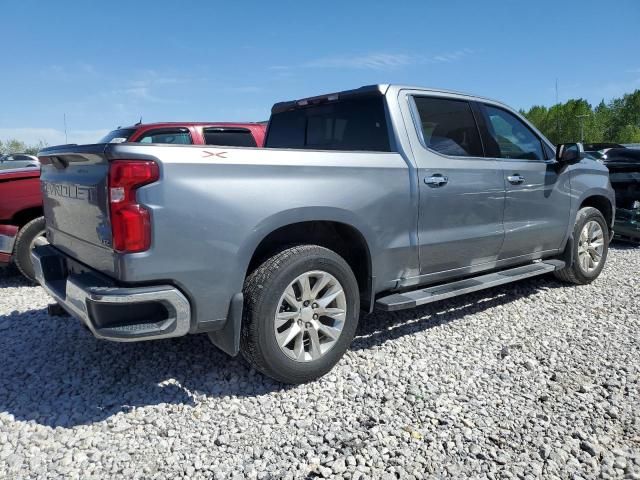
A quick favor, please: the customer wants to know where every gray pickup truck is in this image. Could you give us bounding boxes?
[34,84,615,384]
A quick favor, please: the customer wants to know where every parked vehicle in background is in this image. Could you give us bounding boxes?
[0,122,265,281]
[585,145,640,241]
[0,167,46,280]
[34,84,615,384]
[99,121,267,147]
[0,153,39,170]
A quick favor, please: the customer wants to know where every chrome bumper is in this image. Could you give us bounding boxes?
[32,245,191,342]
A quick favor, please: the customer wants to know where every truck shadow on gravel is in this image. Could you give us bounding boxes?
[0,245,631,428]
[0,305,285,428]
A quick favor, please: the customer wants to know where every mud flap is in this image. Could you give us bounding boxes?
[560,234,574,269]
[207,293,243,357]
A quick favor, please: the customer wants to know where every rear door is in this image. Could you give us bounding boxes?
[407,94,506,276]
[475,102,571,259]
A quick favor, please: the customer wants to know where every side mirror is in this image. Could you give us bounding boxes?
[556,142,585,163]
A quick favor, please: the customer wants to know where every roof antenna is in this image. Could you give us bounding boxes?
[135,116,142,126]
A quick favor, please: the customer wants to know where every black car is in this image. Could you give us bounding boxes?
[586,146,640,242]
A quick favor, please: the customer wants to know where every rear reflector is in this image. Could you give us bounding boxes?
[108,160,159,253]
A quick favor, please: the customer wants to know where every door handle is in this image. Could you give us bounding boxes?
[425,175,448,187]
[507,174,525,184]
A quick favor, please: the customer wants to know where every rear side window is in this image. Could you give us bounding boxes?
[481,105,544,160]
[266,97,391,152]
[137,129,192,145]
[413,97,484,157]
[204,128,257,147]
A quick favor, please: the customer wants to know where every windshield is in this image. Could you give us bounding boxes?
[98,128,136,144]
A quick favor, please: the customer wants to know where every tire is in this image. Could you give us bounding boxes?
[554,207,609,285]
[13,216,47,283]
[240,245,360,384]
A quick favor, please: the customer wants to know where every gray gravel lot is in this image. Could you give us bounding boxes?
[0,245,638,479]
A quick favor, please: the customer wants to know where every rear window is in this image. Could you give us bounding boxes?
[204,128,257,147]
[266,97,392,152]
[99,128,136,144]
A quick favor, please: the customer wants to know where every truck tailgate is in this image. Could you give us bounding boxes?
[38,144,117,274]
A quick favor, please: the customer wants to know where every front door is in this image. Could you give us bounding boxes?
[410,95,506,276]
[475,103,571,259]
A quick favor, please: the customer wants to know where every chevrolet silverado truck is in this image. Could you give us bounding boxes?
[33,85,615,384]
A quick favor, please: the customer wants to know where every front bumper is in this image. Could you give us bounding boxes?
[0,225,18,264]
[32,244,191,342]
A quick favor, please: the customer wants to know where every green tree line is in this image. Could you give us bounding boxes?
[0,139,47,156]
[520,89,640,145]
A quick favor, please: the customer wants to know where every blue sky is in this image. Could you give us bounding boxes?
[2,0,639,145]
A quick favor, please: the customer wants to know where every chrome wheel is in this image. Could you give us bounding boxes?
[274,270,347,362]
[577,220,604,273]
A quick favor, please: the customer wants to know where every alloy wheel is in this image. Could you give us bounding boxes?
[274,270,347,362]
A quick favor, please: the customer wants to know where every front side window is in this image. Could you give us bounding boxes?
[482,105,544,160]
[413,96,484,157]
[137,129,192,145]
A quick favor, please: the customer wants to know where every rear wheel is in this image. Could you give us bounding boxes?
[14,216,48,283]
[554,207,609,284]
[240,245,360,384]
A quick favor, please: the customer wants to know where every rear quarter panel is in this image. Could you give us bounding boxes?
[107,144,415,327]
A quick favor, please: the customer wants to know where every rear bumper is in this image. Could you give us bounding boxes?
[32,244,191,342]
[0,225,18,263]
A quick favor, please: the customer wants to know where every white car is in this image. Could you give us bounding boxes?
[0,153,40,170]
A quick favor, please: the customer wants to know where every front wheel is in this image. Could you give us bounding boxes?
[554,207,609,285]
[240,245,360,384]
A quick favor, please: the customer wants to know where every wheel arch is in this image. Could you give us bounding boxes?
[579,194,614,232]
[10,206,44,228]
[245,219,374,312]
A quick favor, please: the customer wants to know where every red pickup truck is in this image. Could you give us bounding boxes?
[0,167,43,279]
[0,121,266,280]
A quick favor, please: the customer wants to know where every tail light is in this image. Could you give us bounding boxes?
[108,160,159,252]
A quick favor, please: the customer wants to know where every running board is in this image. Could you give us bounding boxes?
[376,261,564,312]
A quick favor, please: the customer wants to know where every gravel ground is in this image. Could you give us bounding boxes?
[0,245,638,479]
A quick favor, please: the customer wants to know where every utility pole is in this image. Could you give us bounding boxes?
[576,114,590,142]
[555,79,560,141]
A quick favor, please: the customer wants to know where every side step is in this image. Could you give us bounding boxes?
[376,261,564,312]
